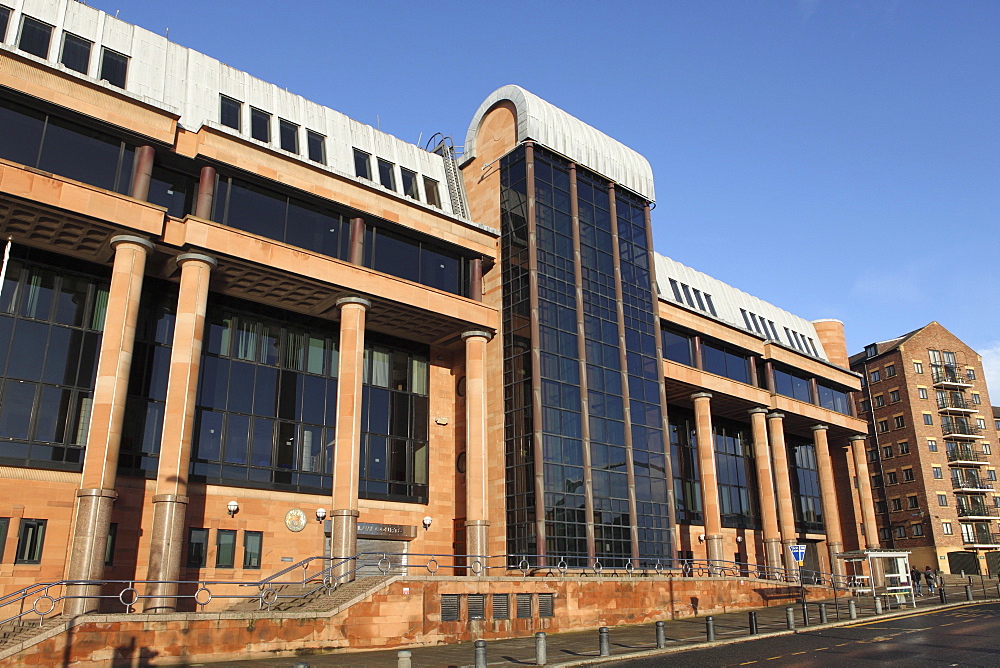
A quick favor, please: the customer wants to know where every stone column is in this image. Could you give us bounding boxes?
[767,412,799,576]
[348,217,365,265]
[462,330,492,568]
[65,235,153,616]
[194,166,216,219]
[691,393,723,569]
[130,145,156,201]
[812,425,845,576]
[330,297,370,582]
[470,258,483,302]
[749,408,782,575]
[144,252,216,612]
[849,436,880,549]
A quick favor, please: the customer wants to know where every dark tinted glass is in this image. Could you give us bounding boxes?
[215,529,236,568]
[285,200,344,259]
[60,33,91,74]
[38,116,125,191]
[307,131,325,164]
[243,531,262,568]
[220,96,241,130]
[420,246,459,293]
[662,329,692,366]
[423,177,440,208]
[250,108,270,142]
[186,528,208,568]
[18,16,51,58]
[147,166,195,218]
[99,48,128,87]
[0,97,45,166]
[279,119,298,153]
[371,231,419,282]
[401,168,418,198]
[0,380,35,440]
[354,149,370,179]
[224,179,287,240]
[377,159,395,190]
[0,7,10,42]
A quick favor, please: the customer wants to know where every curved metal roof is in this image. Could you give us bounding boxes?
[465,85,655,202]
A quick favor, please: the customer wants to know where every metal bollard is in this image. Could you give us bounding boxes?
[965,584,974,602]
[940,586,947,604]
[801,601,810,626]
[874,596,883,614]
[706,615,716,642]
[599,627,610,657]
[786,606,795,630]
[820,602,828,624]
[535,632,547,666]
[749,611,758,635]
[655,620,666,649]
[475,639,487,668]
[397,650,412,668]
[995,582,1000,599]
[848,599,857,620]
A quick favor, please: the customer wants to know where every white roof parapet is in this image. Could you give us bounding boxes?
[464,85,656,202]
[654,253,830,362]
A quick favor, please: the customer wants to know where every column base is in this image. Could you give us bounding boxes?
[763,538,783,578]
[464,520,490,575]
[331,509,359,583]
[704,534,725,573]
[143,494,189,613]
[826,541,844,577]
[65,489,117,617]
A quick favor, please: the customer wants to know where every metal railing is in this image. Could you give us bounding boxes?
[947,448,983,462]
[932,367,973,385]
[962,533,1000,546]
[942,422,982,437]
[952,478,993,490]
[957,506,998,518]
[937,396,975,411]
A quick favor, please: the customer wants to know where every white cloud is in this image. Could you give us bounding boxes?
[980,341,1000,401]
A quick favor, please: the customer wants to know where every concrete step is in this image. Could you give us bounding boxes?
[227,575,394,613]
[0,616,63,653]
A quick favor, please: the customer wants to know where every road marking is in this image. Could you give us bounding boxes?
[814,647,829,651]
[843,602,994,627]
[739,661,757,665]
[791,651,808,655]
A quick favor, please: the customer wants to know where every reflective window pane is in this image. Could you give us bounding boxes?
[18,16,52,58]
[220,95,241,130]
[60,33,91,74]
[99,48,128,88]
[250,108,270,142]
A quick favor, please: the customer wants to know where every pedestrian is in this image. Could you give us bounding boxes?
[925,566,936,594]
[911,566,923,595]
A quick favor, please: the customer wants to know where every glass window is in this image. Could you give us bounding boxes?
[306,130,325,164]
[378,159,396,191]
[894,416,905,428]
[923,414,933,425]
[774,367,811,403]
[889,390,900,403]
[989,470,997,482]
[928,439,937,452]
[250,108,270,143]
[401,168,418,199]
[972,393,982,405]
[424,177,441,208]
[918,387,928,399]
[186,528,209,568]
[0,7,10,42]
[878,420,889,433]
[885,364,896,377]
[354,149,371,179]
[661,329,693,366]
[937,494,947,506]
[60,33,92,74]
[243,530,263,569]
[903,469,915,482]
[18,16,52,58]
[105,522,117,566]
[279,119,298,154]
[220,96,241,130]
[913,361,923,374]
[870,370,881,383]
[40,114,134,192]
[942,521,953,535]
[874,395,885,408]
[99,48,128,88]
[147,165,196,218]
[890,497,901,510]
[883,445,893,459]
[215,529,236,568]
[933,466,943,479]
[15,518,46,563]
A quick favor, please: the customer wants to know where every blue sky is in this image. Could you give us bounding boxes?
[92,0,1000,389]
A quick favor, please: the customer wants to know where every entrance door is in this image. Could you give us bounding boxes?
[986,551,1000,576]
[947,551,980,575]
[357,538,409,575]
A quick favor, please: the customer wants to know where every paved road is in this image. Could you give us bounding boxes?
[606,602,1000,668]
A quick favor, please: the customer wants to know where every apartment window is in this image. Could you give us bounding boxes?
[972,393,981,405]
[914,361,923,374]
[912,523,924,537]
[353,149,371,179]
[870,370,881,383]
[894,416,905,429]
[994,497,1000,509]
[894,526,906,539]
[928,439,938,452]
[907,494,918,507]
[0,7,10,42]
[105,523,118,567]
[250,108,271,142]
[15,519,46,564]
[878,420,889,433]
[865,344,879,358]
[279,119,298,154]
[400,168,419,199]
[377,159,396,191]
[890,498,902,511]
[996,420,1000,431]
[873,474,883,487]
[243,531,263,569]
[967,369,976,380]
[216,529,236,568]
[493,593,509,619]
[60,33,92,74]
[937,494,948,507]
[219,95,241,130]
[977,418,987,429]
[984,443,992,455]
[989,470,997,482]
[99,48,128,88]
[923,414,933,425]
[874,395,885,408]
[883,445,893,459]
[424,177,441,208]
[933,466,943,479]
[186,528,209,568]
[903,468,915,482]
[0,518,7,562]
[18,16,52,58]
[887,471,898,485]
[898,441,910,454]
[876,500,888,514]
[859,399,871,413]
[306,130,326,164]
[441,594,460,621]
[942,521,953,535]
[918,387,928,399]
[879,527,892,541]
[885,364,896,378]
[889,390,900,403]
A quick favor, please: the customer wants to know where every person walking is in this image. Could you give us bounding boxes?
[925,566,936,594]
[911,566,923,595]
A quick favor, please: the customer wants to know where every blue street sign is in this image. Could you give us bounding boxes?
[789,544,806,565]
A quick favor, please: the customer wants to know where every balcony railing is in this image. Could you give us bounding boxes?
[962,532,1000,546]
[937,396,975,411]
[947,448,984,463]
[933,367,973,386]
[958,506,999,518]
[952,478,994,491]
[942,422,982,438]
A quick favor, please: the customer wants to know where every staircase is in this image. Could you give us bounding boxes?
[226,574,395,614]
[0,616,64,654]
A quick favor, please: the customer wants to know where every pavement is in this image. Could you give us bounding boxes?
[219,579,1000,668]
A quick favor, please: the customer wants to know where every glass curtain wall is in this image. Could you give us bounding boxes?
[713,418,759,529]
[787,435,823,534]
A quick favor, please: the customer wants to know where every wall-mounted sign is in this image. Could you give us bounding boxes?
[357,522,417,540]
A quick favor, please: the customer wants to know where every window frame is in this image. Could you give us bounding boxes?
[99,47,129,88]
[60,32,92,75]
[186,527,209,568]
[423,176,441,208]
[250,107,271,143]
[306,130,326,164]
[377,158,396,191]
[14,518,46,564]
[353,149,372,180]
[18,15,53,59]
[220,95,242,131]
[278,119,299,154]
[215,528,237,568]
[243,530,263,569]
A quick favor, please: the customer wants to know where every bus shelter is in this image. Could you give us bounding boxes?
[836,549,915,609]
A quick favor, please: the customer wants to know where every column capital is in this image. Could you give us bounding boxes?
[848,434,867,443]
[811,424,830,432]
[336,296,371,310]
[176,251,217,269]
[110,234,154,252]
[461,329,494,342]
[75,488,118,500]
[767,412,784,420]
[690,392,712,401]
[748,407,769,416]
